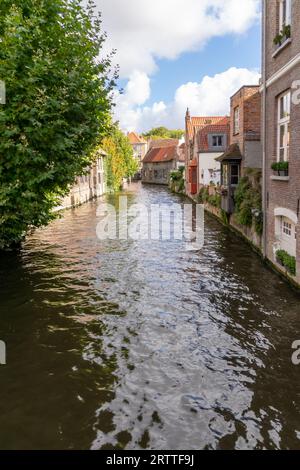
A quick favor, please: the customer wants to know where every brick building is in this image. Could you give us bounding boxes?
[261,0,300,285]
[142,139,180,185]
[197,120,230,188]
[217,86,262,214]
[185,112,229,196]
[127,132,148,172]
[58,148,107,210]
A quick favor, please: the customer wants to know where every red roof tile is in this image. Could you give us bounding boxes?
[198,119,230,151]
[186,116,229,141]
[150,138,179,148]
[143,145,178,163]
[127,132,147,144]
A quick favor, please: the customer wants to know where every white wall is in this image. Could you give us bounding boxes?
[198,152,221,186]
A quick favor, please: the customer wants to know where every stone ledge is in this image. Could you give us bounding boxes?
[272,38,292,58]
[270,175,290,182]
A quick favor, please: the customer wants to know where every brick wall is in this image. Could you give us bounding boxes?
[230,87,261,151]
[263,0,300,285]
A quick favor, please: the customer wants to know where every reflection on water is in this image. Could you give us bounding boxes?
[0,183,300,450]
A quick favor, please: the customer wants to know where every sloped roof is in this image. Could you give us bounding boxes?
[198,119,230,151]
[127,132,147,144]
[150,138,179,149]
[143,145,178,163]
[186,116,229,141]
[215,143,242,162]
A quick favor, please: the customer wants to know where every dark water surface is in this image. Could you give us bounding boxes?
[0,183,300,450]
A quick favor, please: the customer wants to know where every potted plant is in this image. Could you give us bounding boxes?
[271,161,289,176]
[273,24,291,47]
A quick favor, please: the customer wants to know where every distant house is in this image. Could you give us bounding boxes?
[58,148,107,210]
[177,143,186,170]
[127,132,148,171]
[142,139,180,185]
[216,86,261,215]
[185,111,229,196]
[197,120,230,189]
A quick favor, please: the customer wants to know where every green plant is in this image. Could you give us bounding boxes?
[170,167,184,182]
[0,0,116,249]
[198,187,209,204]
[234,174,263,234]
[220,209,229,225]
[207,193,221,208]
[276,250,296,276]
[273,24,291,46]
[102,125,138,192]
[271,161,289,172]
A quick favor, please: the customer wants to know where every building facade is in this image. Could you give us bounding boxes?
[185,111,229,196]
[142,140,180,185]
[197,120,230,189]
[127,132,148,173]
[262,0,300,284]
[58,149,107,210]
[217,86,262,215]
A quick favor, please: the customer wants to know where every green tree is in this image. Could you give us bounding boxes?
[143,127,184,140]
[0,0,116,249]
[102,125,138,192]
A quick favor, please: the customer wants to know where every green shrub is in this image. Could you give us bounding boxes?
[234,174,262,234]
[271,161,289,171]
[276,250,296,276]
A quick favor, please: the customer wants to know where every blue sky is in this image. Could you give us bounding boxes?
[97,0,262,131]
[149,23,261,106]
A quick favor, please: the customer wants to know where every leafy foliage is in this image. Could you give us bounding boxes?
[143,127,184,140]
[169,167,184,193]
[0,0,116,249]
[234,170,263,235]
[197,186,221,208]
[102,125,139,192]
[276,250,296,276]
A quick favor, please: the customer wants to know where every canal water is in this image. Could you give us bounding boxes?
[0,183,300,450]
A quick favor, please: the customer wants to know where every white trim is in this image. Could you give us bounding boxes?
[274,207,298,224]
[265,53,300,89]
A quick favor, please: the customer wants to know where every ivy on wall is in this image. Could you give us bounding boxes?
[234,169,263,236]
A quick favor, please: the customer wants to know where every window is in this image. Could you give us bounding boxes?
[212,135,224,147]
[98,173,101,184]
[279,0,291,32]
[234,107,240,134]
[282,219,292,237]
[230,164,240,185]
[222,164,229,186]
[277,90,291,161]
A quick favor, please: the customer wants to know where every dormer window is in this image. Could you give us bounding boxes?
[212,135,223,147]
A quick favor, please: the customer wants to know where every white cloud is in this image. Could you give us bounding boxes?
[88,0,261,131]
[114,67,260,132]
[97,0,260,78]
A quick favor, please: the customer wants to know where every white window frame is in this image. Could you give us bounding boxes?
[277,90,291,162]
[282,219,292,237]
[233,107,239,135]
[279,0,291,31]
[212,135,224,147]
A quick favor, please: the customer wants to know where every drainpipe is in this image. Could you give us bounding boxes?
[262,0,267,258]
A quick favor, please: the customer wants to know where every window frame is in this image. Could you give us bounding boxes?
[233,107,240,135]
[277,90,291,162]
[279,0,292,32]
